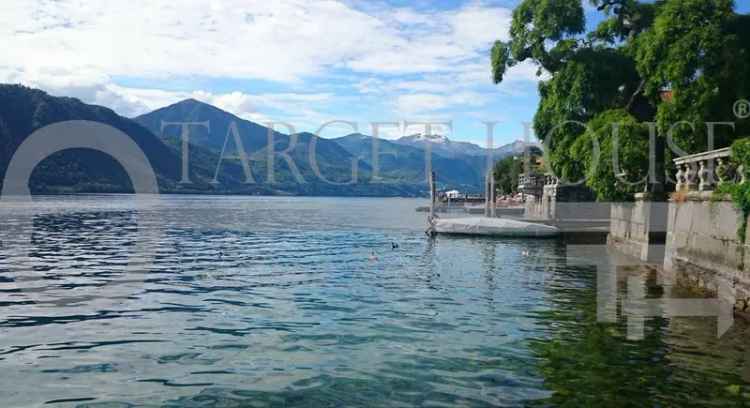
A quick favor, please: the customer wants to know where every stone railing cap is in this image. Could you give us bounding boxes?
[673,147,731,165]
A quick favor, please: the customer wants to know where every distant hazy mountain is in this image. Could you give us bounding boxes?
[136,99,434,195]
[333,133,483,187]
[0,87,414,195]
[136,99,516,194]
[335,133,538,190]
[135,98,273,153]
[394,133,533,159]
[135,99,374,188]
[0,85,532,196]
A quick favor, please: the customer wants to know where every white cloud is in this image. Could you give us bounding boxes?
[394,92,487,116]
[346,4,512,75]
[505,60,548,83]
[1,0,385,81]
[0,0,542,139]
[395,94,453,115]
[0,73,332,129]
[0,0,519,82]
[205,91,336,130]
[450,5,512,46]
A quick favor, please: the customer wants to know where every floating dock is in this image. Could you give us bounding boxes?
[428,216,560,238]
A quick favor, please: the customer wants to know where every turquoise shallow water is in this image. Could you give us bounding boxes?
[0,195,749,407]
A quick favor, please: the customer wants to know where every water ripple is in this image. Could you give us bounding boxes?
[0,195,748,406]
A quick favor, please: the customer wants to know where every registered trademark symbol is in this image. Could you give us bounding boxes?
[735,99,750,119]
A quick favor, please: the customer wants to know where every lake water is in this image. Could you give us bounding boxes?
[0,195,749,407]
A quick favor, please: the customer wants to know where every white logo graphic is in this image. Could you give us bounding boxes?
[0,120,161,307]
[734,99,750,119]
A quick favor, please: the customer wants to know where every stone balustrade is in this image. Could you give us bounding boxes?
[673,147,745,192]
[518,173,544,194]
[543,174,560,196]
[519,173,559,191]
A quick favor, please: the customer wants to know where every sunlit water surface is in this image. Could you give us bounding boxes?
[0,195,749,407]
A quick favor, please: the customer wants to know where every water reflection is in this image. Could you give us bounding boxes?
[0,195,747,406]
[526,247,750,406]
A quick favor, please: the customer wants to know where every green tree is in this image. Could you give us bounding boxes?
[491,0,750,200]
[492,156,522,196]
[492,0,654,186]
[492,146,542,195]
[571,109,650,201]
[635,0,750,153]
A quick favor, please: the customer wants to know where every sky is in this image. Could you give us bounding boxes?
[1,1,748,147]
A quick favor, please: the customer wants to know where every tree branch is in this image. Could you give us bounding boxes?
[625,79,646,112]
[597,0,625,12]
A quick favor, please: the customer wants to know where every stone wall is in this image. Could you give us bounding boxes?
[604,147,750,312]
[523,192,551,220]
[606,193,750,311]
[663,195,750,310]
[523,183,604,221]
[608,195,667,262]
[555,201,611,221]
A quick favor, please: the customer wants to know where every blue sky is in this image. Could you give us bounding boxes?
[1,0,748,147]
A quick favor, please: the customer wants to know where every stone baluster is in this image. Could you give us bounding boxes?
[675,165,685,191]
[684,163,698,191]
[698,158,715,191]
[673,148,732,193]
[716,157,728,185]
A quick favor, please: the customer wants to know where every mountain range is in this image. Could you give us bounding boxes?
[393,133,529,159]
[0,84,535,196]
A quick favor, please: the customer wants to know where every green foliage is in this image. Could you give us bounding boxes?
[715,182,750,243]
[491,0,584,83]
[493,0,652,200]
[572,109,650,201]
[589,0,655,43]
[715,138,750,242]
[492,156,523,195]
[635,0,750,153]
[492,146,542,195]
[493,0,750,201]
[535,47,641,183]
[491,41,511,84]
[731,138,750,166]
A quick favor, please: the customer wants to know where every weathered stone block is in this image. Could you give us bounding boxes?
[664,198,750,311]
[608,197,667,262]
